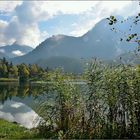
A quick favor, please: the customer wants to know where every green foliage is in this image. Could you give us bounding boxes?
[107,13,140,50]
[0,58,46,82]
[18,64,30,82]
[0,61,140,139]
[34,61,140,139]
[0,119,38,139]
[107,16,117,25]
[0,64,8,77]
[0,78,18,82]
[9,65,18,78]
[36,69,83,139]
[85,60,140,138]
[29,64,38,77]
[0,59,140,139]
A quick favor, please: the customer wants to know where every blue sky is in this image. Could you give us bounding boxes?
[0,1,139,48]
[38,14,80,36]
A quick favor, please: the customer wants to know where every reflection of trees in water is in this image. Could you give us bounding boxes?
[0,84,18,104]
[0,82,48,104]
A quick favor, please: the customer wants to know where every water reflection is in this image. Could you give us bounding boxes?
[0,82,48,104]
[0,82,48,128]
[0,82,85,130]
[0,100,41,129]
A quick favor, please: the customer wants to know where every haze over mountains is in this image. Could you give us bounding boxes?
[0,42,33,58]
[1,16,140,72]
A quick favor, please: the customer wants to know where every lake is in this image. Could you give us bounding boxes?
[0,82,54,128]
[0,82,86,129]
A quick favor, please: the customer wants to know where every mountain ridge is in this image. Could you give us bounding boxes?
[0,43,33,58]
[9,16,140,72]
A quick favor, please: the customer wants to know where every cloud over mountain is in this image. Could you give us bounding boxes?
[0,1,139,47]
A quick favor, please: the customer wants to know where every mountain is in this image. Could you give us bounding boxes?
[36,56,84,74]
[0,42,33,58]
[0,52,8,58]
[10,16,140,72]
[115,52,140,65]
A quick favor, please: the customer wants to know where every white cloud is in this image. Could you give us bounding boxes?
[0,1,22,13]
[15,1,51,24]
[52,34,65,41]
[0,20,8,31]
[0,17,30,47]
[12,50,25,56]
[70,17,101,36]
[0,1,107,45]
[39,1,98,15]
[70,1,140,37]
[5,18,46,47]
[0,1,50,47]
[0,3,49,47]
[96,40,100,42]
[0,1,139,47]
[0,49,5,53]
[0,100,42,129]
[0,20,14,46]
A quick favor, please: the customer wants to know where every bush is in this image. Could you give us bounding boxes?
[36,62,140,139]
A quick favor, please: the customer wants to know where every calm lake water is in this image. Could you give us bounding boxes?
[0,82,86,129]
[0,82,48,128]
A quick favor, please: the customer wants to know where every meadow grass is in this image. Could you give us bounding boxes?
[0,119,38,139]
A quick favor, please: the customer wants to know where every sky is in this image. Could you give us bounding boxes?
[0,1,139,48]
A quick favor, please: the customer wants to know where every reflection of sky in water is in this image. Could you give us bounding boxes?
[0,82,86,129]
[0,100,42,129]
[0,82,56,129]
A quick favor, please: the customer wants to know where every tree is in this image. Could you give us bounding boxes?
[2,57,8,67]
[9,65,18,78]
[1,64,8,77]
[29,64,38,77]
[107,12,140,51]
[18,64,30,82]
[0,64,3,77]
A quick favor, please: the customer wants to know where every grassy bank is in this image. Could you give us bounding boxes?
[0,119,38,139]
[0,78,18,82]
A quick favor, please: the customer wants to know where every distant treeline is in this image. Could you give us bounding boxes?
[0,57,48,82]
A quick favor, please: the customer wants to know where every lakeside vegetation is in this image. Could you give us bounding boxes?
[32,61,140,139]
[0,57,84,83]
[0,58,140,139]
[0,57,48,82]
[0,78,18,82]
[0,119,38,139]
